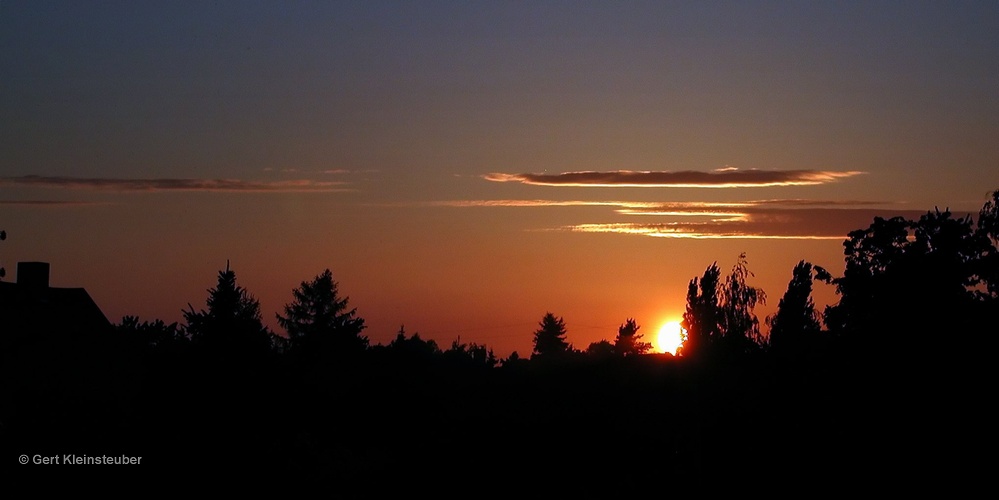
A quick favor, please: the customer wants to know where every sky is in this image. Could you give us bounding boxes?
[2,1,997,358]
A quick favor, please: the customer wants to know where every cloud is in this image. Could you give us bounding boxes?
[0,200,105,206]
[558,223,841,239]
[428,197,929,240]
[558,207,932,240]
[483,169,865,188]
[0,175,349,192]
[744,198,893,207]
[425,199,656,208]
[427,198,889,212]
[322,169,379,174]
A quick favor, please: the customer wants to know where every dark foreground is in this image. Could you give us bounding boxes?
[1,330,987,489]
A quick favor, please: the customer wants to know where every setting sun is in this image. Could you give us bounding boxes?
[657,321,685,355]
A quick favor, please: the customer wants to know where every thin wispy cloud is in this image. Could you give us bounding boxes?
[429,197,926,240]
[426,200,662,208]
[428,198,891,212]
[429,199,758,220]
[261,168,377,175]
[483,169,865,188]
[556,223,847,240]
[322,169,379,175]
[747,199,891,207]
[0,175,349,192]
[558,207,932,240]
[0,200,106,206]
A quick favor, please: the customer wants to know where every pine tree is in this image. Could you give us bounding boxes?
[277,269,367,359]
[532,312,571,358]
[183,261,273,358]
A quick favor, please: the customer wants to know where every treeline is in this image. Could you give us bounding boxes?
[1,191,996,482]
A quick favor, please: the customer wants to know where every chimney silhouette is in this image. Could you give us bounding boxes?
[17,261,50,290]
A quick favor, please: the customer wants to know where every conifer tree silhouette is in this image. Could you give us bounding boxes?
[277,268,367,360]
[532,312,571,358]
[183,261,274,358]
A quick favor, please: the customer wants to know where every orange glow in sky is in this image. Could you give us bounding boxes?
[1,2,996,360]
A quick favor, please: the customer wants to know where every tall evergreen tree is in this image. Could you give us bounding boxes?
[277,269,367,359]
[183,261,274,358]
[532,312,571,358]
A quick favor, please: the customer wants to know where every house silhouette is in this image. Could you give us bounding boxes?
[0,261,112,338]
[1,262,131,458]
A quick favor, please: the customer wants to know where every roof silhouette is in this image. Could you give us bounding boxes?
[0,262,111,337]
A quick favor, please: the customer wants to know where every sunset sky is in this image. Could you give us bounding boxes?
[2,1,997,358]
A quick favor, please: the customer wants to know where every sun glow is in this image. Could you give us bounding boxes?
[657,321,685,355]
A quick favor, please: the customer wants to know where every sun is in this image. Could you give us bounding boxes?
[657,321,685,355]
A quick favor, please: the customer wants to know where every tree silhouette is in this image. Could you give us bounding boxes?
[117,315,185,351]
[443,337,498,368]
[276,268,367,360]
[976,189,999,299]
[719,253,767,353]
[822,208,990,355]
[376,325,442,362]
[766,260,823,357]
[820,215,909,344]
[682,255,766,357]
[13,192,999,481]
[501,350,527,369]
[977,190,999,242]
[681,262,722,357]
[614,318,652,356]
[532,312,571,358]
[183,261,274,358]
[586,339,615,359]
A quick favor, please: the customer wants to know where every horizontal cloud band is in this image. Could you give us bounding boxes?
[0,175,347,192]
[0,199,105,206]
[428,198,941,240]
[559,223,849,240]
[484,169,865,187]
